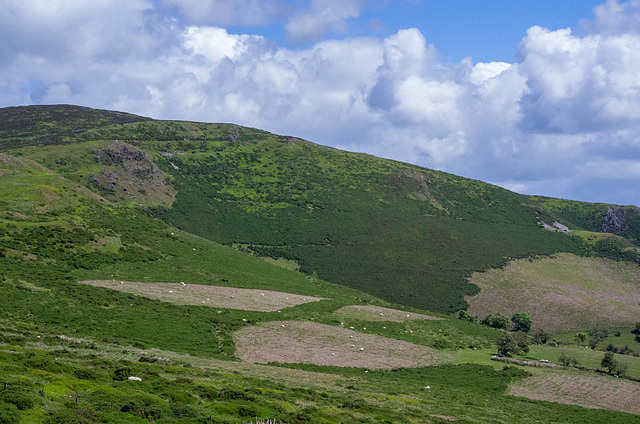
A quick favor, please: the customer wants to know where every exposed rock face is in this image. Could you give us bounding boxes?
[90,141,176,206]
[602,207,629,235]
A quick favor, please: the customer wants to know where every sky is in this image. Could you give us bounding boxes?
[1,0,640,206]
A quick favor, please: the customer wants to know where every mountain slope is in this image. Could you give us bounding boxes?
[2,105,639,314]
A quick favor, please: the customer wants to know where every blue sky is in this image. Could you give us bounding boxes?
[1,0,640,206]
[226,0,604,62]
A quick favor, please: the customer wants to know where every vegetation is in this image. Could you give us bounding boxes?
[497,332,531,356]
[1,105,640,422]
[5,105,639,314]
[480,313,509,329]
[559,352,580,367]
[512,313,533,333]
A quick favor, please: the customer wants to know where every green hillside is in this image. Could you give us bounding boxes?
[3,105,638,313]
[1,105,640,422]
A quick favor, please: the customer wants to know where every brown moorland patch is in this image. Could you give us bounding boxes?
[466,253,640,331]
[234,321,443,369]
[509,372,640,415]
[79,280,325,312]
[334,305,443,322]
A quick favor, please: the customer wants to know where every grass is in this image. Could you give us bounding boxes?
[517,345,640,380]
[2,105,640,422]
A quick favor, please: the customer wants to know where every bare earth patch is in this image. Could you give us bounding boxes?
[334,305,443,322]
[509,373,640,415]
[79,280,325,312]
[466,253,640,331]
[234,321,442,369]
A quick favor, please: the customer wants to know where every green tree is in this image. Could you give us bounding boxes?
[480,313,509,329]
[601,352,615,374]
[456,310,477,323]
[532,328,551,345]
[511,312,532,333]
[575,332,587,344]
[559,352,580,367]
[631,322,640,335]
[613,359,629,377]
[497,332,531,356]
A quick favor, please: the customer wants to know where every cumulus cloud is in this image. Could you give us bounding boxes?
[2,0,640,205]
[285,0,366,43]
[160,0,291,26]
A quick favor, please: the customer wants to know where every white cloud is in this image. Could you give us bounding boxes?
[285,0,366,43]
[160,0,291,26]
[2,0,640,205]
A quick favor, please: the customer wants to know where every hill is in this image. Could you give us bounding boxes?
[3,105,639,314]
[1,105,640,422]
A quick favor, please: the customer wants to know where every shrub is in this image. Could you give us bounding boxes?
[532,328,551,345]
[0,402,20,424]
[456,310,477,323]
[559,352,580,367]
[73,368,96,380]
[112,367,132,381]
[480,313,509,329]
[511,313,532,333]
[497,332,531,356]
[632,322,640,335]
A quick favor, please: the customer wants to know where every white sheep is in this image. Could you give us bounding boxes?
[359,348,364,351]
[260,293,265,296]
[349,335,353,339]
[128,376,142,382]
[202,301,205,304]
[398,347,403,351]
[242,319,247,322]
[424,386,430,390]
[168,290,173,293]
[230,295,234,298]
[180,282,186,286]
[120,281,124,285]
[351,344,355,348]
[379,313,384,317]
[383,326,387,329]
[406,314,410,317]
[281,324,285,328]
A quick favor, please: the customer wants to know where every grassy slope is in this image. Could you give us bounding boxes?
[1,111,639,421]
[467,253,640,331]
[6,107,632,314]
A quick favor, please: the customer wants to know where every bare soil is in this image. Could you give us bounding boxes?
[334,305,443,322]
[79,280,325,312]
[509,373,640,415]
[234,321,442,369]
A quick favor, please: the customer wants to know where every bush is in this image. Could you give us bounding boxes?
[0,390,39,410]
[73,368,96,380]
[480,313,509,329]
[511,313,532,333]
[456,310,477,323]
[0,402,20,424]
[559,352,580,367]
[497,332,531,356]
[632,322,640,335]
[532,328,551,345]
[112,367,132,381]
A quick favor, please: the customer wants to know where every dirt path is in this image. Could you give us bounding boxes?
[79,280,325,312]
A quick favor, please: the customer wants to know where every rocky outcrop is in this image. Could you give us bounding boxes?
[602,207,629,234]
